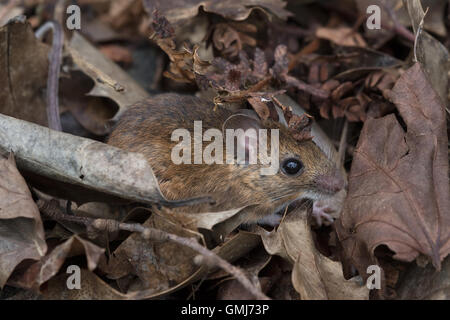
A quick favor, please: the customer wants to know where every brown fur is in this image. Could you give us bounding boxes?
[107,93,343,222]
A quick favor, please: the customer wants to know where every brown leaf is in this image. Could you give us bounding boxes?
[67,32,150,122]
[107,0,143,30]
[0,154,47,288]
[42,269,127,300]
[59,71,119,136]
[336,63,450,282]
[216,250,271,299]
[99,45,133,65]
[9,236,104,290]
[357,0,447,38]
[320,79,340,93]
[211,22,256,59]
[287,114,313,142]
[271,45,329,99]
[247,97,270,121]
[257,208,368,300]
[154,26,212,85]
[316,26,367,48]
[331,82,353,101]
[162,206,246,231]
[332,47,401,82]
[0,20,49,126]
[144,0,292,26]
[319,100,331,119]
[102,212,202,294]
[291,213,368,300]
[404,0,449,103]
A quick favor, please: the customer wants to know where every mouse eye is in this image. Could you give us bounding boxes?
[281,158,304,176]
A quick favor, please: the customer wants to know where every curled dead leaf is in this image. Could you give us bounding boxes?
[0,154,47,288]
[337,64,450,283]
[256,208,368,299]
[9,235,104,290]
[144,0,292,26]
[316,26,367,48]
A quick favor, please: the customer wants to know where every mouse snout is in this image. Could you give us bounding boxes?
[314,168,345,195]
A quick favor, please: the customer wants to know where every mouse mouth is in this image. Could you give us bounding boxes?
[256,191,333,227]
[273,193,312,216]
[272,189,332,217]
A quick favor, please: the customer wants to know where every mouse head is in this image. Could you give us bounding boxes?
[222,109,345,210]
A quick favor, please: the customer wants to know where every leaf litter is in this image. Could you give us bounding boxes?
[0,0,448,300]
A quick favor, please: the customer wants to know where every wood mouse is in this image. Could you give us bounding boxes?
[107,93,345,225]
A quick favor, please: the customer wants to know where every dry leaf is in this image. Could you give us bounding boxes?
[257,208,368,299]
[144,0,292,26]
[99,44,133,65]
[101,230,260,299]
[247,97,270,121]
[290,212,368,300]
[336,64,450,280]
[316,26,367,48]
[103,213,203,294]
[42,269,127,300]
[59,71,119,136]
[67,32,150,122]
[217,250,271,299]
[403,0,449,103]
[169,207,247,231]
[332,47,402,82]
[9,235,104,290]
[0,154,47,288]
[357,0,447,38]
[0,20,49,126]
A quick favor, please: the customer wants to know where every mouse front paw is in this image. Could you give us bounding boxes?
[311,201,335,227]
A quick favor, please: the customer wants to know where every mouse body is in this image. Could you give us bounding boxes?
[107,93,344,224]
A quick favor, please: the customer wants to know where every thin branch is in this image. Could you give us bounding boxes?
[383,3,415,43]
[320,2,415,43]
[35,21,64,132]
[413,7,429,63]
[338,119,349,167]
[37,199,269,300]
[283,74,330,99]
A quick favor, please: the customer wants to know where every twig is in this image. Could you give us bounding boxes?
[332,140,355,157]
[283,74,330,99]
[35,21,64,131]
[37,199,269,300]
[383,3,415,43]
[320,2,415,43]
[338,119,349,167]
[413,7,429,63]
[54,0,69,26]
[288,39,320,71]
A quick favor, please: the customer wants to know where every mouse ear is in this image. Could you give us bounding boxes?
[222,109,262,132]
[222,110,263,165]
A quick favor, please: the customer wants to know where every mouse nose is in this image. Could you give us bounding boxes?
[314,169,345,195]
